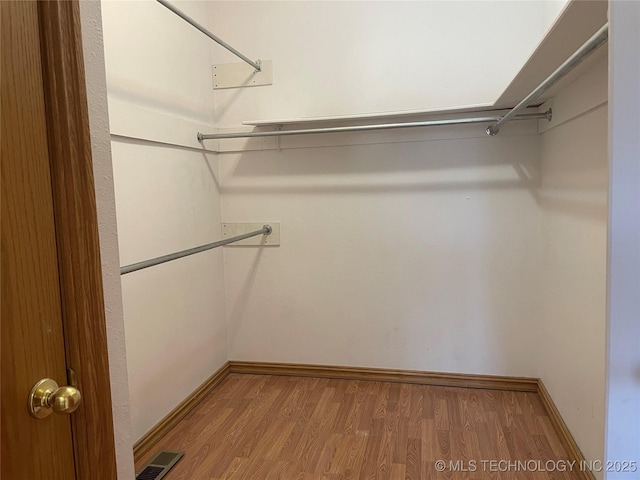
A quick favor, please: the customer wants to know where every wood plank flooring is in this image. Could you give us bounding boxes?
[135,374,579,480]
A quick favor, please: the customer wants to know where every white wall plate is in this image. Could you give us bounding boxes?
[221,222,280,246]
[213,60,273,90]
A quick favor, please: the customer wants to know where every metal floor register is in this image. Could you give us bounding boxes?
[135,451,184,480]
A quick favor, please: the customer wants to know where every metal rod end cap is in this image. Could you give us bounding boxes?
[263,225,272,235]
[486,125,499,136]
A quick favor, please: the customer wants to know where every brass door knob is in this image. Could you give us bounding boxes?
[28,378,82,419]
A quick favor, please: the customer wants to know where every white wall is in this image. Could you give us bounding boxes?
[213,1,565,376]
[214,1,609,466]
[220,127,543,375]
[212,2,550,375]
[101,0,228,442]
[112,142,227,441]
[101,0,214,124]
[96,0,613,467]
[537,57,608,477]
[210,0,568,125]
[79,2,135,478]
[605,1,640,476]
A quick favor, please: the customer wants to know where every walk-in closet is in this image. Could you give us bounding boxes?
[6,0,636,478]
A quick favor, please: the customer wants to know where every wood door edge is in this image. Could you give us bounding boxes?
[37,1,117,478]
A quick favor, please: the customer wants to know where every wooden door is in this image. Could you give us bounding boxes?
[1,1,77,478]
[1,1,118,479]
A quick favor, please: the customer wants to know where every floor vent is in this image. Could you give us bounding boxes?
[135,450,184,480]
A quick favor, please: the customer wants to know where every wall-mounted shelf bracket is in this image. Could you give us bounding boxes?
[213,60,273,90]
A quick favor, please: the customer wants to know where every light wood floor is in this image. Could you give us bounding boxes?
[136,374,579,479]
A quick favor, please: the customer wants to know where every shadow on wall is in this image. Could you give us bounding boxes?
[220,133,542,199]
[220,133,544,374]
[213,82,253,124]
[221,119,607,219]
[536,105,609,220]
[226,245,265,348]
[201,150,221,191]
[107,75,213,124]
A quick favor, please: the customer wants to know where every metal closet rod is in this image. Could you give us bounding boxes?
[155,0,261,72]
[120,225,272,275]
[197,111,552,141]
[487,22,609,136]
[197,22,608,142]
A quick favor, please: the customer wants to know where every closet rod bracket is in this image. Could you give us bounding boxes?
[486,108,552,136]
[486,23,608,136]
[545,108,553,122]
